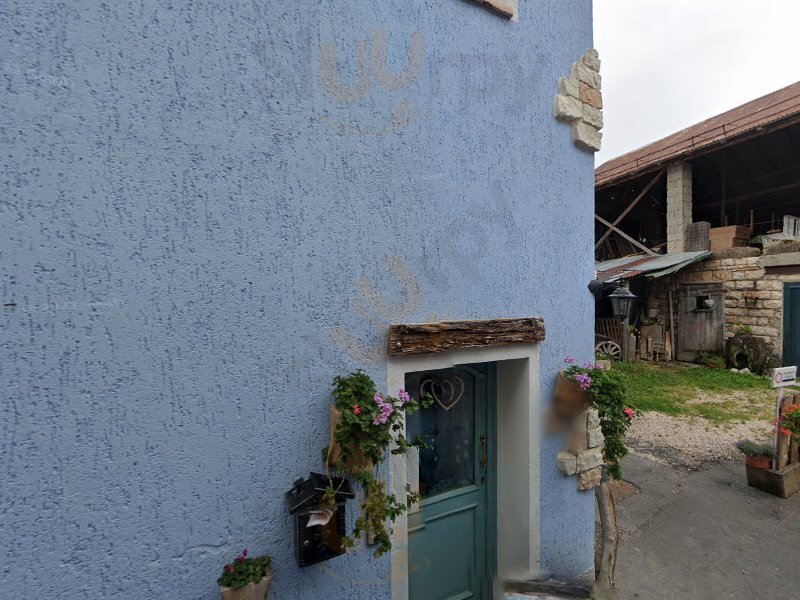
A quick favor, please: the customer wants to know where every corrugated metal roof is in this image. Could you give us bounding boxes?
[595,81,800,189]
[596,251,712,282]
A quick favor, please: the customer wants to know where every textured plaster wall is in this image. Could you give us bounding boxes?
[0,1,594,598]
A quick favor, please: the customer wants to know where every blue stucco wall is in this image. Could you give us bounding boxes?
[1,1,594,597]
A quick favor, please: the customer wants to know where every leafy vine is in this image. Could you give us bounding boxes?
[563,357,635,479]
[324,370,433,557]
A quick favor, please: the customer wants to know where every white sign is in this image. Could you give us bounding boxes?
[771,366,797,388]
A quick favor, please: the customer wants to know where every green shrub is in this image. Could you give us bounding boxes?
[734,439,774,457]
[218,550,270,588]
[697,351,726,369]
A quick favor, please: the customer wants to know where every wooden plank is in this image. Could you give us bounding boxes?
[595,169,666,249]
[594,215,658,257]
[388,317,545,356]
[746,461,800,499]
[777,393,791,471]
[790,394,799,466]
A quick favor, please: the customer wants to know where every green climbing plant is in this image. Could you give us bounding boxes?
[324,370,433,557]
[563,357,635,479]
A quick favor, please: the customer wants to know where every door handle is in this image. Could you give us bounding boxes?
[480,435,487,468]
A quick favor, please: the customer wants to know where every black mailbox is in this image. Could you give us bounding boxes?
[285,472,354,568]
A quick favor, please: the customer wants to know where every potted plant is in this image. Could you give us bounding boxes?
[553,357,595,417]
[218,550,271,600]
[735,439,774,469]
[324,370,432,557]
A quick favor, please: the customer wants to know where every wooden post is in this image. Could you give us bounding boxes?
[791,394,799,466]
[777,392,791,471]
[668,289,676,361]
[720,163,727,226]
[595,169,666,249]
[595,468,618,587]
[775,387,786,471]
[594,215,658,257]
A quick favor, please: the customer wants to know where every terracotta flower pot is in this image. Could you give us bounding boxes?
[745,454,772,470]
[220,572,271,600]
[553,372,593,417]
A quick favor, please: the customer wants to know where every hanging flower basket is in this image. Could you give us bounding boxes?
[322,370,433,557]
[553,372,594,417]
[326,406,373,474]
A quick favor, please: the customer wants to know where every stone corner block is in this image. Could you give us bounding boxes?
[582,49,601,72]
[576,447,603,472]
[586,408,600,429]
[587,427,604,449]
[554,94,582,122]
[577,466,602,491]
[579,82,603,109]
[582,104,603,129]
[572,121,602,152]
[566,430,589,454]
[556,451,578,476]
[558,76,580,99]
[572,61,601,89]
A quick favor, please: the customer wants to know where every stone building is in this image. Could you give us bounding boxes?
[594,83,800,371]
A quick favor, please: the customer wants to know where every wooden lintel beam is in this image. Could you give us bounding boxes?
[594,214,658,256]
[702,181,800,206]
[388,317,545,356]
[595,169,665,249]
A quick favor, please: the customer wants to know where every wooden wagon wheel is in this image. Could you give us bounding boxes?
[595,340,622,361]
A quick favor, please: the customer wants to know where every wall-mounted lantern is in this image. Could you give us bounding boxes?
[608,284,636,362]
[608,283,636,323]
[285,473,354,568]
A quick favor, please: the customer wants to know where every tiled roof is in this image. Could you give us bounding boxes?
[596,81,800,188]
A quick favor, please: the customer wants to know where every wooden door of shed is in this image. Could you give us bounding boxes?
[677,284,725,361]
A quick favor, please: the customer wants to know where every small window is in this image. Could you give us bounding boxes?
[695,295,714,311]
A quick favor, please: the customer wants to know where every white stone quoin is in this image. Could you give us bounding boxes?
[553,49,603,153]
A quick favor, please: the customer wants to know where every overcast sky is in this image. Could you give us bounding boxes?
[594,0,800,165]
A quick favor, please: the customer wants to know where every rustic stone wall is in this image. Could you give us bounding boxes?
[553,49,603,152]
[556,408,604,491]
[648,248,785,358]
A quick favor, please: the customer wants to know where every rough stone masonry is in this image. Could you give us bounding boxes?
[556,408,604,491]
[553,49,603,152]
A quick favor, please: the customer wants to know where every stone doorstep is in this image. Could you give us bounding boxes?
[505,579,593,599]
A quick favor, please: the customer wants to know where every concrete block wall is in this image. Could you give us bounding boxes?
[666,162,693,254]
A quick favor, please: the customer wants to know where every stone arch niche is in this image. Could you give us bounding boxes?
[725,333,780,375]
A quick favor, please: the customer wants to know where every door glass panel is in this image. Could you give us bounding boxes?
[406,368,475,498]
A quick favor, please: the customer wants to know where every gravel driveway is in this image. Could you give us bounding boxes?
[626,411,773,468]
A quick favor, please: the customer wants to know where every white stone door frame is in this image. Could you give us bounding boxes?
[387,344,542,600]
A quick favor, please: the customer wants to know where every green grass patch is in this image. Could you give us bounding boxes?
[614,362,774,424]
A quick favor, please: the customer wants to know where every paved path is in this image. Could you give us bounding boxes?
[600,454,800,600]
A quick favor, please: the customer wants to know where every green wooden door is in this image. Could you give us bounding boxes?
[405,364,495,600]
[784,283,800,367]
